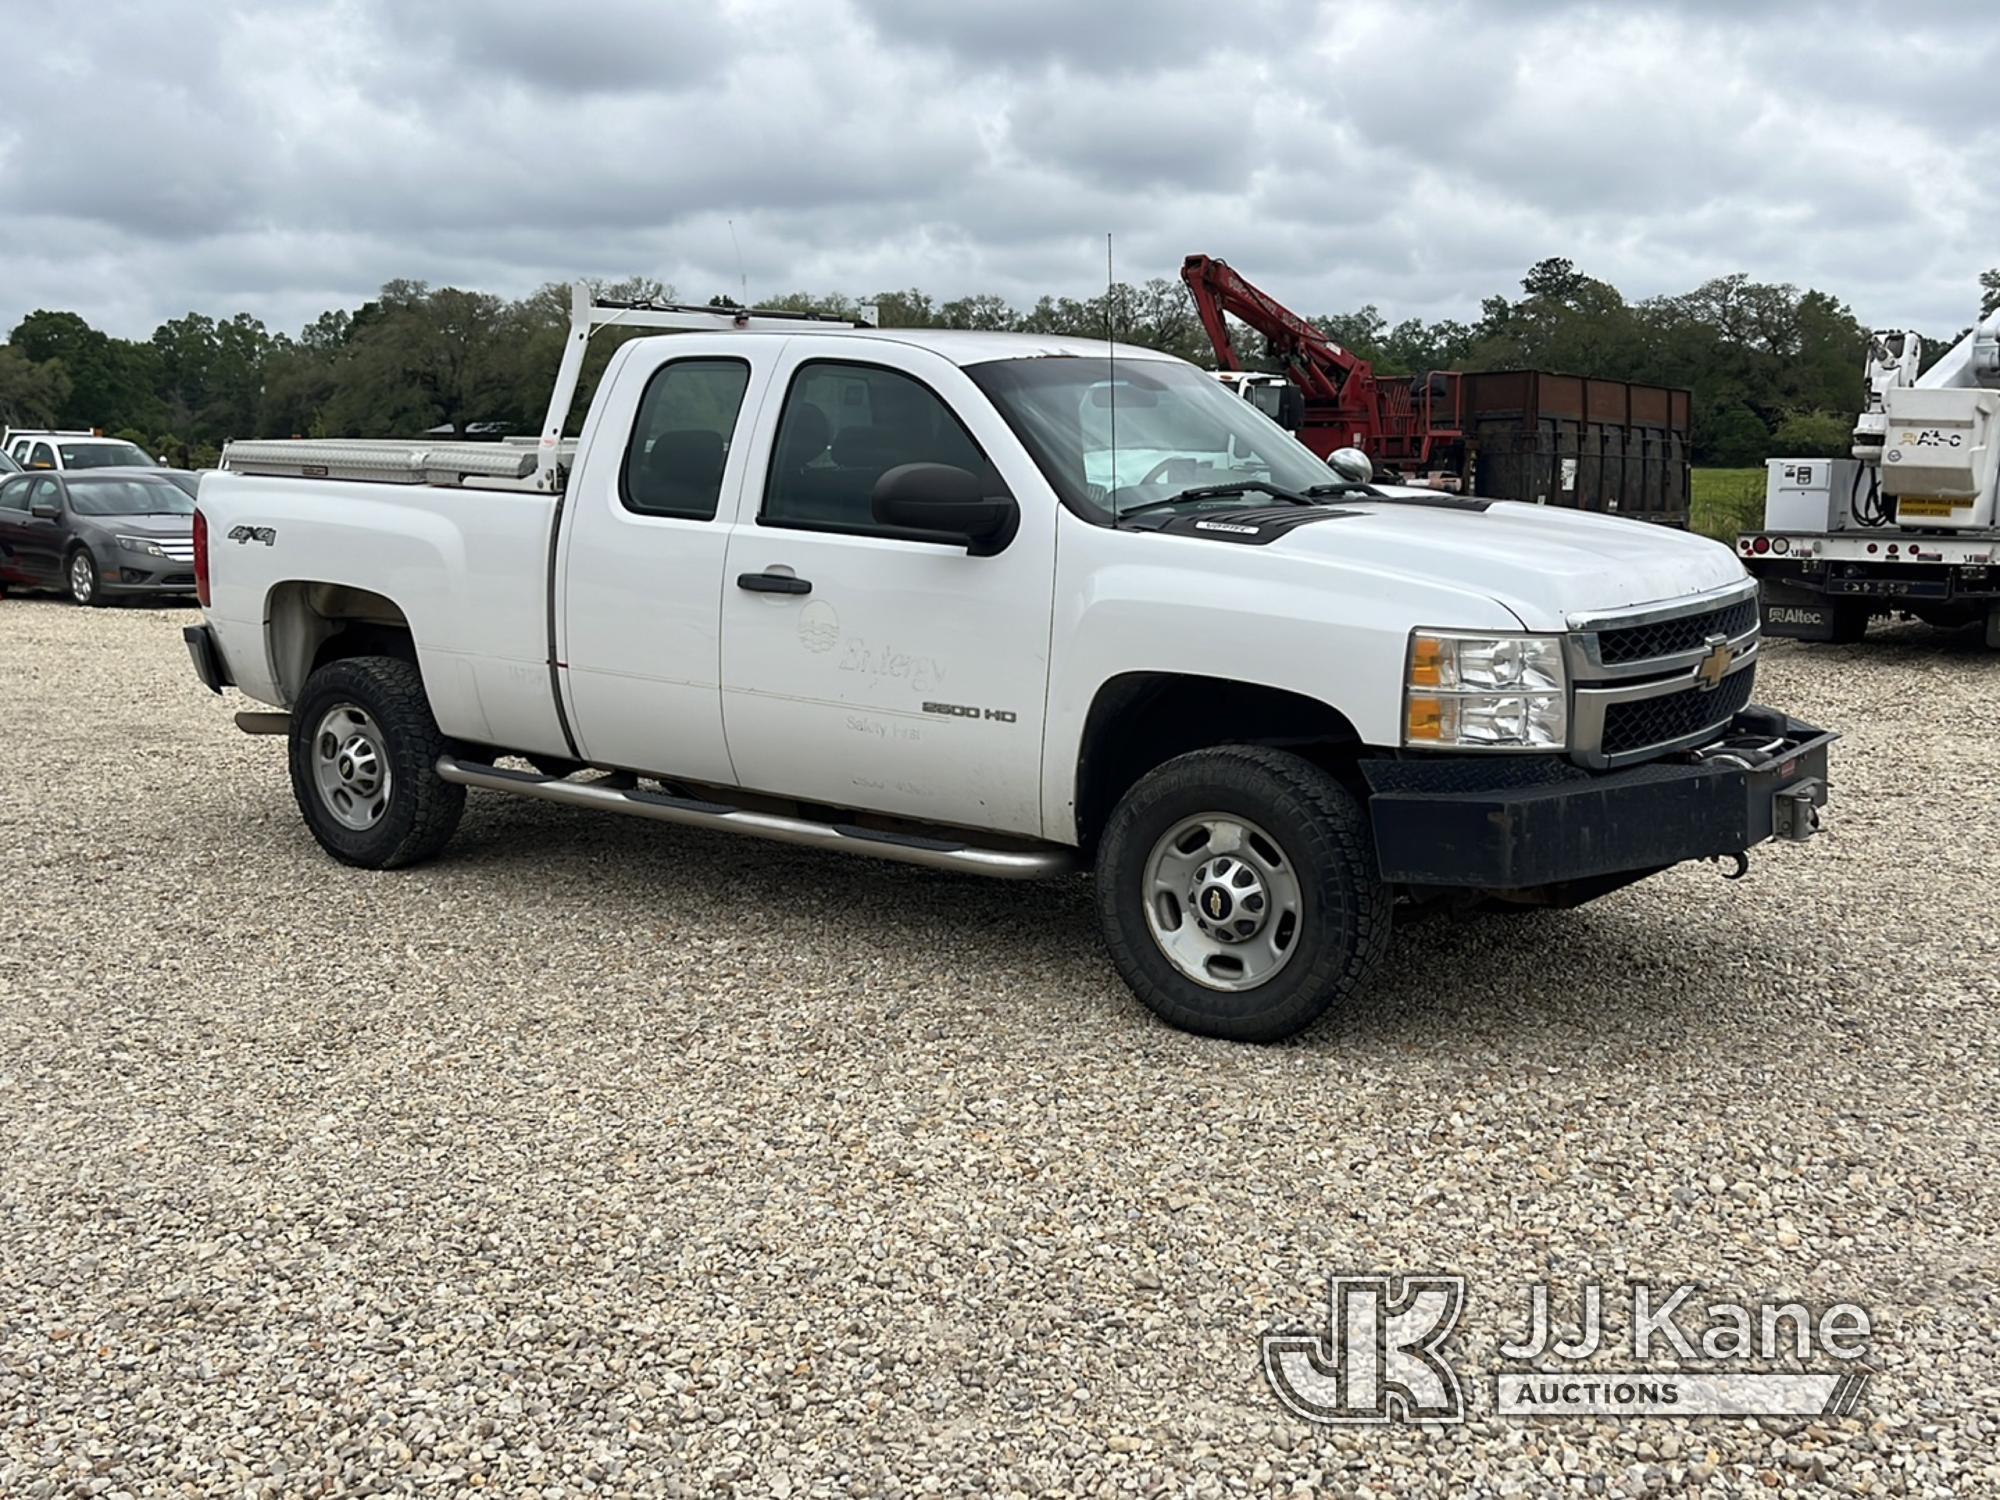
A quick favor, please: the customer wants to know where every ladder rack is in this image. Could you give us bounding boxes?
[531,284,872,491]
[217,284,872,491]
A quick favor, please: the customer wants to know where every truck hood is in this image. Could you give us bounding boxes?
[79,512,192,539]
[1280,499,1745,630]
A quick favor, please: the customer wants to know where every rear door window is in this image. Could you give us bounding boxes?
[29,443,55,470]
[618,358,752,520]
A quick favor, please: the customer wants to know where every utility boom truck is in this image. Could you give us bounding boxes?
[1740,304,2000,644]
[1183,255,1693,524]
[184,284,1834,1042]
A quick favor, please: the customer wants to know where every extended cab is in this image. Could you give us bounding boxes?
[184,288,1834,1041]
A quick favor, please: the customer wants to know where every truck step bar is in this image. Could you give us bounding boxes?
[434,756,1075,881]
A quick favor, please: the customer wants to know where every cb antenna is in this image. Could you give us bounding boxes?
[1106,232,1117,497]
[727,218,748,305]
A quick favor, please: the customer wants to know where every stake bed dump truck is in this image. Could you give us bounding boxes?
[185,287,1835,1041]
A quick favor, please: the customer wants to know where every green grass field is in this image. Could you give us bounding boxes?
[1690,467,1767,542]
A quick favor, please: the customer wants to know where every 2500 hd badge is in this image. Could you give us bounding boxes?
[923,701,1018,723]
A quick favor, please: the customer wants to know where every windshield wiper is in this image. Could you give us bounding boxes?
[1304,481,1381,499]
[1116,480,1315,522]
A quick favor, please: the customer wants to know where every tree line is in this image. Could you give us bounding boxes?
[0,259,1991,468]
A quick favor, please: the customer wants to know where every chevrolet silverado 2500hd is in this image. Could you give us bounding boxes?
[183,286,1833,1042]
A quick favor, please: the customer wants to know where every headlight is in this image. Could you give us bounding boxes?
[116,534,169,558]
[1404,630,1568,749]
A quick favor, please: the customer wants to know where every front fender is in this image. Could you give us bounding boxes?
[1040,521,1523,842]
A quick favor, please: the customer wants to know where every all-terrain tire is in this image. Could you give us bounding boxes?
[288,655,465,869]
[1094,746,1392,1042]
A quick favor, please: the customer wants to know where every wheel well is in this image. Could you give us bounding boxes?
[266,581,416,704]
[1073,673,1363,852]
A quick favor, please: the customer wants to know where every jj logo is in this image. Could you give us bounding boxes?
[1262,1274,1466,1424]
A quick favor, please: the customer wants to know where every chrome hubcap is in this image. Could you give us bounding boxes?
[1142,814,1303,991]
[70,554,92,600]
[312,704,392,831]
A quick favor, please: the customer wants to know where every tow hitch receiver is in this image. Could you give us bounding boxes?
[1773,779,1827,842]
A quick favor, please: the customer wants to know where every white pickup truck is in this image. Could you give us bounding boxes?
[184,287,1833,1041]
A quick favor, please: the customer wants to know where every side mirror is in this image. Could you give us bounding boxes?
[30,501,59,519]
[1276,384,1305,431]
[871,463,1019,556]
[1327,446,1375,484]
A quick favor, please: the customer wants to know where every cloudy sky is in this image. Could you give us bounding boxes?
[1,0,1991,340]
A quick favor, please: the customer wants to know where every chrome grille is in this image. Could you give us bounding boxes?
[152,539,195,561]
[1596,596,1759,665]
[1599,665,1757,757]
[1568,580,1761,767]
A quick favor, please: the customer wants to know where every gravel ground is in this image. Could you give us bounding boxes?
[1,593,1997,1499]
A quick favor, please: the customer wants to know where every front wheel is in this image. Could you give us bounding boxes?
[68,547,105,606]
[1094,746,1391,1042]
[288,655,465,869]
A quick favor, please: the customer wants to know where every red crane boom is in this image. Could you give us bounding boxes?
[1180,253,1463,472]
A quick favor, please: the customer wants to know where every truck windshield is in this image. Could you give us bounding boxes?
[59,441,157,469]
[967,356,1331,523]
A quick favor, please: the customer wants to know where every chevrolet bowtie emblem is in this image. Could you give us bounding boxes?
[1694,636,1732,691]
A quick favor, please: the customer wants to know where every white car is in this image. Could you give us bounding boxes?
[180,289,1833,1041]
[4,429,160,473]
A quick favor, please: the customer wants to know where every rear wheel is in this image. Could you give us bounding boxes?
[1094,746,1391,1042]
[1827,600,1868,644]
[1911,603,1979,629]
[288,655,464,868]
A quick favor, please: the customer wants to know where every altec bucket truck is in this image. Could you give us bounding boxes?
[1739,305,2000,645]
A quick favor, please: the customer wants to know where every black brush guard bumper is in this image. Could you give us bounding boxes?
[1362,707,1834,889]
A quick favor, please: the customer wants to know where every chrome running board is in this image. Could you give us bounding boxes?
[435,756,1075,881]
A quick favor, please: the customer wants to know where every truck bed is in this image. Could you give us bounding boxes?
[195,468,570,756]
